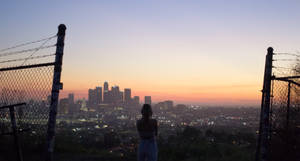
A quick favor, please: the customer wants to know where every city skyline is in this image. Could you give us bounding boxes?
[60,80,258,106]
[1,1,300,105]
[62,81,149,106]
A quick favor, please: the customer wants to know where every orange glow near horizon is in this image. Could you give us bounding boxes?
[60,79,261,106]
[60,64,263,106]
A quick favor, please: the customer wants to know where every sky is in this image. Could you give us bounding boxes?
[0,0,300,106]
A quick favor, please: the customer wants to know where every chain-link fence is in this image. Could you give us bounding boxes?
[0,66,55,161]
[0,25,66,161]
[256,49,300,161]
[0,65,54,134]
[268,53,300,161]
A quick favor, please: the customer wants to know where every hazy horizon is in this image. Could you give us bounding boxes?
[60,81,260,106]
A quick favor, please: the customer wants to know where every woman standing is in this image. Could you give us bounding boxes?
[136,104,158,161]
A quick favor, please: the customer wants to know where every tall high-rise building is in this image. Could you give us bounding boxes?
[124,88,131,103]
[144,96,151,105]
[59,98,69,114]
[116,86,122,102]
[120,91,124,102]
[68,93,78,114]
[88,89,93,107]
[104,82,109,92]
[111,86,122,103]
[95,86,102,104]
[88,89,97,107]
[103,82,109,103]
[133,96,140,105]
[68,93,74,105]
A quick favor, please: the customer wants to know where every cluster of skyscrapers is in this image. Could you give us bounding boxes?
[58,81,154,114]
[88,81,151,108]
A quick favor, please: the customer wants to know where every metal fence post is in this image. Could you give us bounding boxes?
[9,106,23,161]
[256,47,274,161]
[46,24,66,161]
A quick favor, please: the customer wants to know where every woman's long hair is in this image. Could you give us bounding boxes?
[141,104,152,122]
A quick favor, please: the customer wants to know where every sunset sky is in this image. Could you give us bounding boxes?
[1,1,300,105]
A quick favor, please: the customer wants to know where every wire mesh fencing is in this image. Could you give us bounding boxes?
[268,52,300,161]
[0,65,54,134]
[0,33,59,161]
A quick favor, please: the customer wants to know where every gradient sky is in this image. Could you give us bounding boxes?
[1,0,300,105]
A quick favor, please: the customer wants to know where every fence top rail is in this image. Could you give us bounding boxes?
[272,75,300,80]
[0,62,55,72]
[0,103,26,110]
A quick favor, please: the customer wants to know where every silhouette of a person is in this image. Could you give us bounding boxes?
[136,104,158,161]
